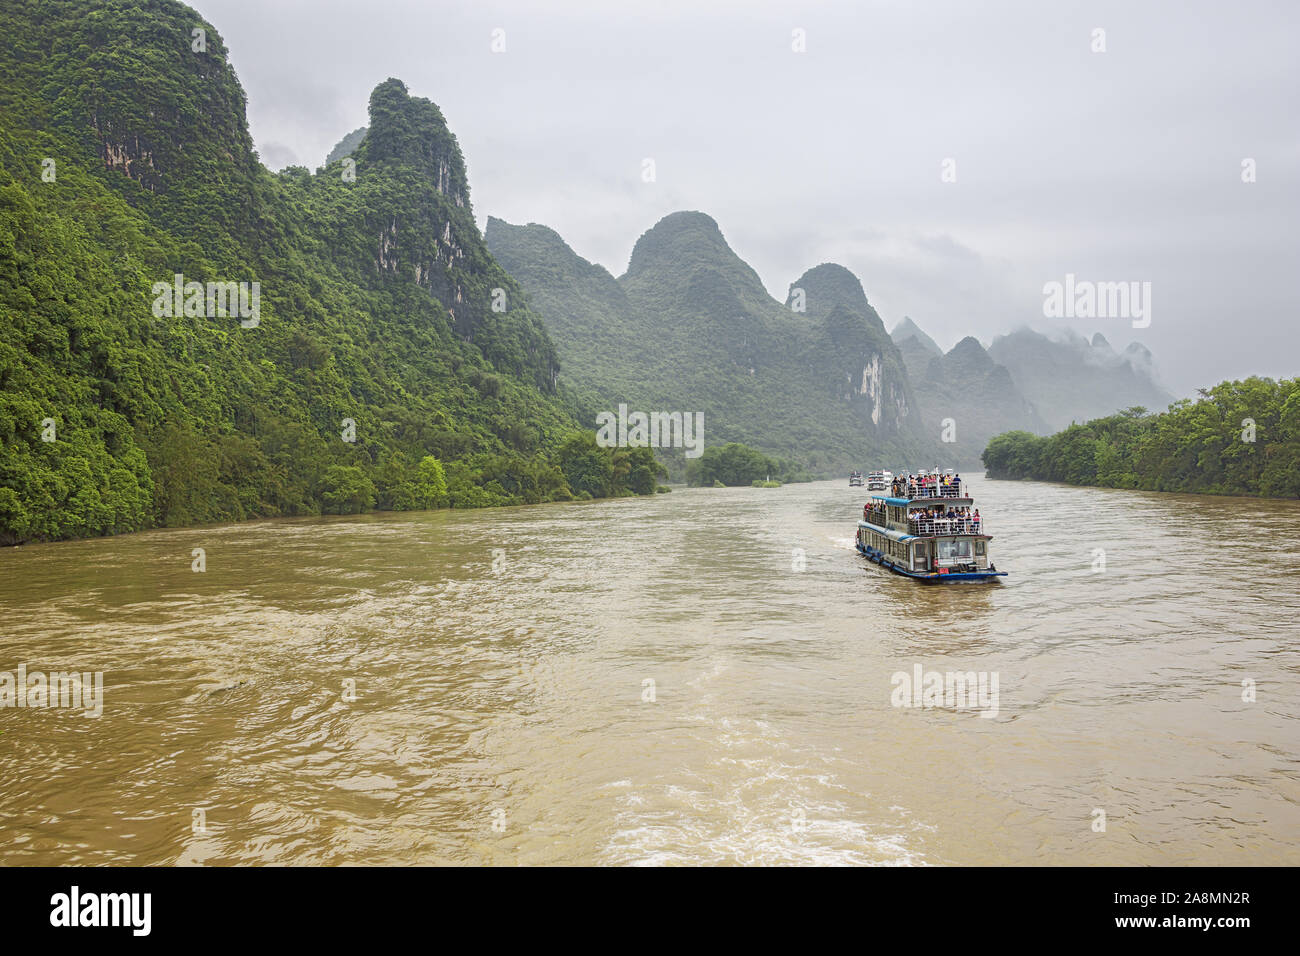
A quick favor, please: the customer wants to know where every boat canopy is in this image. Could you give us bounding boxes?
[873,494,976,507]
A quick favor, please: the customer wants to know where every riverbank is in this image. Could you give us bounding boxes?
[981,376,1300,499]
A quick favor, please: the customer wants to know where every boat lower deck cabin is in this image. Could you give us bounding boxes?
[858,487,1005,582]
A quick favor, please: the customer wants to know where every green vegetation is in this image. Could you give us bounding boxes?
[491,216,1172,474]
[486,217,934,476]
[685,442,807,487]
[981,378,1300,498]
[324,126,367,165]
[896,334,1048,463]
[555,433,665,499]
[0,0,658,546]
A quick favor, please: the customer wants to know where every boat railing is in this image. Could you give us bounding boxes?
[908,517,982,536]
[899,480,964,499]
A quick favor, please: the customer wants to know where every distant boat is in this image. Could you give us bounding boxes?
[856,472,1007,583]
[865,470,891,492]
[849,471,865,487]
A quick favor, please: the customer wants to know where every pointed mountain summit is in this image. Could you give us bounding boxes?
[910,337,1048,461]
[940,336,997,374]
[490,215,933,470]
[308,79,563,388]
[787,263,885,334]
[623,212,756,281]
[891,316,943,357]
[787,264,916,428]
[1125,341,1154,364]
[355,78,470,207]
[890,316,944,383]
[0,0,587,542]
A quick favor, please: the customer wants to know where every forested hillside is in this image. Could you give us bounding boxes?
[982,377,1300,498]
[489,213,1182,475]
[487,214,935,474]
[902,335,1049,463]
[0,0,651,545]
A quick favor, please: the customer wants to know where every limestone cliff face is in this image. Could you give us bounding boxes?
[328,80,559,389]
[355,81,472,331]
[489,215,932,469]
[787,264,917,441]
[0,0,585,544]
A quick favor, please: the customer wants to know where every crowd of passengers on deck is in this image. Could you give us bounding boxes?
[891,473,963,498]
[909,506,981,535]
[863,502,981,535]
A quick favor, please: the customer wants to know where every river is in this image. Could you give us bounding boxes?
[1,475,1296,865]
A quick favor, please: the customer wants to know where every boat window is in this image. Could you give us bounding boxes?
[937,539,973,561]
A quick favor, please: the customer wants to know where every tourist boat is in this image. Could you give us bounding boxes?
[865,470,892,492]
[849,471,865,487]
[856,473,1007,582]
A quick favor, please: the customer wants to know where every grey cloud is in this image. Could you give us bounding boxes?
[196,0,1300,395]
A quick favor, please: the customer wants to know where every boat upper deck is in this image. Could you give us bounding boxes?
[873,494,973,506]
[865,481,985,537]
[886,475,967,500]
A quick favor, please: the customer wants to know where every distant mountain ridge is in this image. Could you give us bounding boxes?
[490,213,1175,470]
[487,214,932,472]
[324,126,367,165]
[887,318,1169,454]
[890,316,944,386]
[988,327,1173,431]
[907,334,1050,461]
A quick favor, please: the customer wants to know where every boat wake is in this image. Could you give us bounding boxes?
[597,711,928,866]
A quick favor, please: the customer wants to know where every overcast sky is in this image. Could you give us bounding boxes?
[195,0,1299,396]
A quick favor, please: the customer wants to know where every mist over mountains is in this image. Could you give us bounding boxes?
[489,213,1173,469]
[300,48,1177,471]
[487,213,930,474]
[987,328,1173,431]
[0,0,1186,550]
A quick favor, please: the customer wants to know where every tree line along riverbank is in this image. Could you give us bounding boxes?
[981,377,1299,498]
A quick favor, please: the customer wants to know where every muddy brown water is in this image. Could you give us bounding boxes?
[1,475,1296,864]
